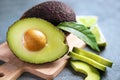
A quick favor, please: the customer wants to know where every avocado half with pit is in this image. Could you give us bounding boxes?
[7,18,68,64]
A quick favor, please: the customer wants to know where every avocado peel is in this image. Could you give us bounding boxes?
[21,1,76,26]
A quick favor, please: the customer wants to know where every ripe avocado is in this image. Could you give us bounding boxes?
[69,52,106,71]
[70,60,100,80]
[73,47,113,67]
[7,18,68,64]
[21,1,76,25]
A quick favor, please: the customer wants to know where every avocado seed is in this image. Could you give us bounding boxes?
[24,29,47,51]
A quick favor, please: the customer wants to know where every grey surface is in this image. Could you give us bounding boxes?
[0,0,120,80]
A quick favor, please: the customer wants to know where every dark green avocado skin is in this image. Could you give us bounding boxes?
[21,1,76,26]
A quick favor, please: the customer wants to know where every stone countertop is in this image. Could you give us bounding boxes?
[0,0,120,80]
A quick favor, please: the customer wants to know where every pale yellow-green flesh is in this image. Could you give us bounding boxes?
[73,47,113,67]
[70,60,100,80]
[90,25,106,47]
[76,16,106,47]
[69,52,106,71]
[7,18,68,64]
[76,16,97,28]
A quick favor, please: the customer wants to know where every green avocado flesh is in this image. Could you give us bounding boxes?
[90,25,106,47]
[70,60,100,80]
[7,18,68,64]
[76,16,106,47]
[73,47,113,67]
[69,52,106,71]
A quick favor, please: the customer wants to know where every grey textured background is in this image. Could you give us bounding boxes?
[0,0,120,80]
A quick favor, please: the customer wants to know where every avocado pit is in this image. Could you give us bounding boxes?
[24,29,47,51]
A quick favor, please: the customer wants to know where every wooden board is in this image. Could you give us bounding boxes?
[0,34,85,80]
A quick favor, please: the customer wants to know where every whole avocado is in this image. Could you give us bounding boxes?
[21,1,76,25]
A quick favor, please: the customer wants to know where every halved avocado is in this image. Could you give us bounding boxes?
[7,18,68,64]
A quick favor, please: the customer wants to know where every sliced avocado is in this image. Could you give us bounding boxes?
[70,60,100,80]
[73,47,113,67]
[21,1,76,26]
[7,18,68,64]
[69,52,106,71]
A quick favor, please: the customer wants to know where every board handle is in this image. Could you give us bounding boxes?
[0,62,24,80]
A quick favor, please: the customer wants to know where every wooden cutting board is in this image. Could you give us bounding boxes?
[0,34,85,80]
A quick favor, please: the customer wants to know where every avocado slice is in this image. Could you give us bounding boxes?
[73,47,113,67]
[70,60,100,80]
[7,18,68,64]
[69,52,106,71]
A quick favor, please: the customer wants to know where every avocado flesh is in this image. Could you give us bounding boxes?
[70,60,100,80]
[76,16,106,47]
[69,52,106,71]
[90,25,106,47]
[7,18,68,64]
[73,47,113,67]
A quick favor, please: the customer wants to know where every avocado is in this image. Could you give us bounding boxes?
[7,18,68,64]
[70,60,100,80]
[69,52,106,71]
[21,1,76,26]
[73,47,113,67]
